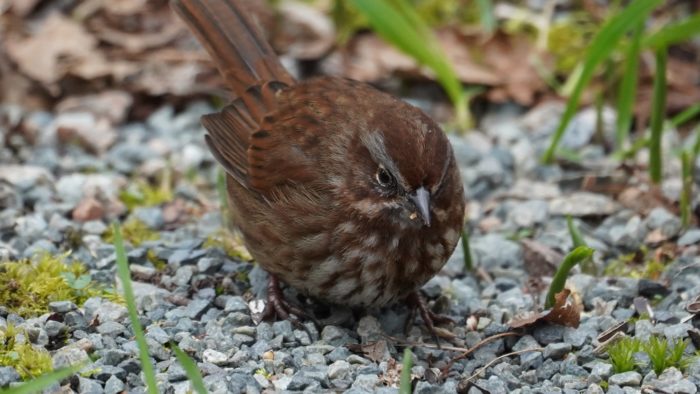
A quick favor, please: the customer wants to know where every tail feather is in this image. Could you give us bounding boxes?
[171,0,294,105]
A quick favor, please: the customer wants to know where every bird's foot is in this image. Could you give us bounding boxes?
[406,291,455,348]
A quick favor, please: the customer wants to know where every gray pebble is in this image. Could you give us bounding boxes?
[609,371,642,387]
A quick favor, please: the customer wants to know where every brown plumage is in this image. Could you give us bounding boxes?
[172,0,466,332]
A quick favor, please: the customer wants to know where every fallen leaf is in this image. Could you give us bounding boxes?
[347,340,392,363]
[274,1,335,59]
[72,197,105,222]
[6,13,99,84]
[509,289,581,329]
[56,91,133,124]
[521,239,562,278]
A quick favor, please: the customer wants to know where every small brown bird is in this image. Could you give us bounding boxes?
[171,0,466,333]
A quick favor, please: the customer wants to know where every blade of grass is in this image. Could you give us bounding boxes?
[476,0,496,35]
[171,343,207,394]
[0,365,84,394]
[566,216,586,248]
[461,229,473,271]
[351,0,470,129]
[545,246,594,309]
[216,169,229,228]
[649,48,667,184]
[541,0,662,163]
[113,223,158,394]
[693,127,700,158]
[399,348,413,394]
[644,14,700,49]
[671,103,700,128]
[681,150,693,229]
[615,21,644,148]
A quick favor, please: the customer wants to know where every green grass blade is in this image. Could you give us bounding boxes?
[644,14,700,49]
[216,169,229,228]
[693,127,700,158]
[649,48,667,184]
[566,216,587,248]
[541,0,662,163]
[399,348,413,394]
[0,365,84,394]
[545,246,594,309]
[113,223,158,394]
[476,0,496,34]
[171,344,207,394]
[615,22,644,148]
[681,150,693,229]
[351,0,469,129]
[461,229,473,271]
[671,103,700,128]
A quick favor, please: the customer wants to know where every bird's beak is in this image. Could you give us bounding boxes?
[409,187,431,227]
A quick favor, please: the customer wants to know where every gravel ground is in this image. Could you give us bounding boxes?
[1,100,700,393]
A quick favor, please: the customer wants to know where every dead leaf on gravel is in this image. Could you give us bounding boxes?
[5,13,99,84]
[274,1,335,59]
[94,23,184,54]
[521,239,562,278]
[617,186,676,216]
[57,91,133,124]
[347,340,392,363]
[509,289,581,329]
[101,0,149,16]
[0,0,40,16]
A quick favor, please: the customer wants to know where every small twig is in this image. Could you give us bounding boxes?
[463,348,544,383]
[440,331,523,375]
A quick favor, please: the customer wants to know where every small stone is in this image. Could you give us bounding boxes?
[513,335,543,369]
[321,325,355,346]
[328,360,351,380]
[533,324,565,345]
[78,377,104,394]
[48,301,77,313]
[72,197,104,222]
[202,349,228,365]
[585,383,605,394]
[356,315,383,342]
[549,192,618,217]
[97,321,126,336]
[104,376,125,394]
[586,361,613,380]
[678,229,700,246]
[0,367,20,387]
[543,342,572,360]
[351,374,380,391]
[609,371,642,387]
[53,347,90,370]
[224,296,248,313]
[184,299,210,319]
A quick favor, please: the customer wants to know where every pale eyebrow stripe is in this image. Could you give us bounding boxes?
[360,131,409,189]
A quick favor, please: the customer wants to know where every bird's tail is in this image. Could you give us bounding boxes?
[171,0,294,103]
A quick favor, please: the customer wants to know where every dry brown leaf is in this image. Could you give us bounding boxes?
[0,0,40,16]
[347,340,392,363]
[6,13,98,84]
[617,186,676,216]
[521,239,562,278]
[56,91,133,124]
[94,23,184,54]
[542,289,581,328]
[101,0,149,16]
[509,289,581,329]
[274,1,335,60]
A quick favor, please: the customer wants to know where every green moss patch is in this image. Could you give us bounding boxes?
[203,229,252,261]
[0,325,53,380]
[0,253,116,317]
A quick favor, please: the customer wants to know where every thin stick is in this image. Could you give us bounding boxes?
[463,348,544,383]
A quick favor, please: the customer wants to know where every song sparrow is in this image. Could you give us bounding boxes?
[172,0,466,333]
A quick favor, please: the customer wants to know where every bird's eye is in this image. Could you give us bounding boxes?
[375,166,395,188]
